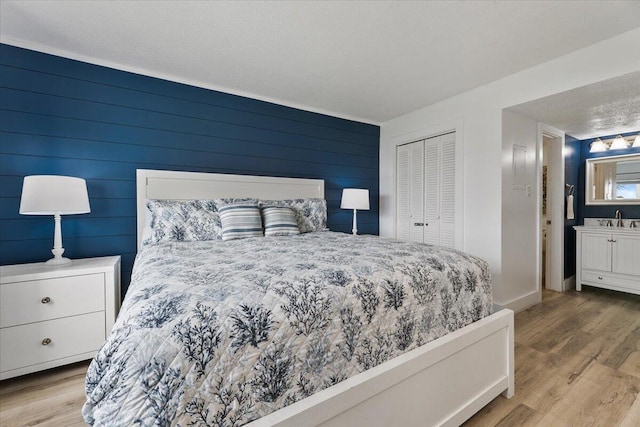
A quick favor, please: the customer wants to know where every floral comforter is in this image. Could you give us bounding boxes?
[83,232,492,426]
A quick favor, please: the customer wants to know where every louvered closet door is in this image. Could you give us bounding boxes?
[439,134,456,248]
[396,144,411,241]
[409,141,425,243]
[396,133,456,247]
[423,138,440,245]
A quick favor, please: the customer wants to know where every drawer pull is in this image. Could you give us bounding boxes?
[414,223,424,226]
[41,297,51,304]
[41,338,52,346]
[598,276,603,280]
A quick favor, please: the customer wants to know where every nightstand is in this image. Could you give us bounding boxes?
[0,256,121,380]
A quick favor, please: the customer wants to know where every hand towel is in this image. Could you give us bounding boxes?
[566,195,575,220]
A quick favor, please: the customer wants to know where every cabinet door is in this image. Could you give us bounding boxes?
[581,233,612,272]
[612,234,640,276]
[423,139,440,245]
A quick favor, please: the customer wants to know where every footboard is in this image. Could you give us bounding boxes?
[250,308,514,427]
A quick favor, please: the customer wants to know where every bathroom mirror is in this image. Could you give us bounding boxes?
[586,153,640,205]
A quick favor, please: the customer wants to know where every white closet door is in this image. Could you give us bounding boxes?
[439,134,456,248]
[409,141,425,243]
[423,138,440,245]
[396,132,456,247]
[396,144,411,241]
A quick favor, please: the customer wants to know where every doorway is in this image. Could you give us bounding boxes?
[538,125,565,293]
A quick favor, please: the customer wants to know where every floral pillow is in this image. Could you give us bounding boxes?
[259,198,326,233]
[145,200,221,244]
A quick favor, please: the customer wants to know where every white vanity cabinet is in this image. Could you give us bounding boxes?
[575,226,640,295]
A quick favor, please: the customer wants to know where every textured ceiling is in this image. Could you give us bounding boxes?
[1,1,640,124]
[510,71,640,140]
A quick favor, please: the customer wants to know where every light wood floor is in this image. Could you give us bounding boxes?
[1,288,639,426]
[464,288,640,427]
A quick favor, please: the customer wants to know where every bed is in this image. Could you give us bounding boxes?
[83,169,514,427]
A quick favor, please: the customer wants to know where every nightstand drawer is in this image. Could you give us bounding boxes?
[0,312,106,373]
[0,273,105,328]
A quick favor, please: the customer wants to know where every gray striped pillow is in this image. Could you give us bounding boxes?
[262,207,300,236]
[218,203,264,241]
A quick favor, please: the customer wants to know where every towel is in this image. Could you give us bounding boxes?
[566,195,575,220]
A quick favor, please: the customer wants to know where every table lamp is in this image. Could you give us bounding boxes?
[341,188,369,235]
[19,175,90,265]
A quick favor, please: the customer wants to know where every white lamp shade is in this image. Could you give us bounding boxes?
[20,175,90,215]
[633,134,640,148]
[341,188,370,210]
[610,135,628,150]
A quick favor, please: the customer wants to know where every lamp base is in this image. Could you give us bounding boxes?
[46,256,72,266]
[351,209,358,235]
[46,246,71,265]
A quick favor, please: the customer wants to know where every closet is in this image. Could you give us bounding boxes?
[396,132,456,247]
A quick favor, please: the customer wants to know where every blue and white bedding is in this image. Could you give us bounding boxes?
[83,232,492,426]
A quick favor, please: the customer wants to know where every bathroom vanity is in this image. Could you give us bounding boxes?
[574,223,640,295]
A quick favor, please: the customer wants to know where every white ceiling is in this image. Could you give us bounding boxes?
[1,1,640,125]
[509,71,640,140]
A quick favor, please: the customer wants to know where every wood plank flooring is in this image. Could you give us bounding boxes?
[0,361,88,426]
[1,288,639,426]
[464,288,640,427]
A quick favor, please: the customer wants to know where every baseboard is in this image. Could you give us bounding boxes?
[563,275,576,291]
[498,290,541,313]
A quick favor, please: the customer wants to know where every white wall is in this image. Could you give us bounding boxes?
[379,28,640,308]
[501,110,539,307]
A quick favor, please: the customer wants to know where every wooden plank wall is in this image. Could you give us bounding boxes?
[0,44,380,295]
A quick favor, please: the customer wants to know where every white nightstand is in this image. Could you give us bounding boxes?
[0,256,121,380]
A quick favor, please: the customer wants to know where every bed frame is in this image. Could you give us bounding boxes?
[136,169,514,426]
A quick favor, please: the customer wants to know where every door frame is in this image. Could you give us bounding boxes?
[536,123,565,293]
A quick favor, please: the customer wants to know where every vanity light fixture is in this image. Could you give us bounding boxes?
[589,134,639,153]
[610,135,628,150]
[589,138,608,153]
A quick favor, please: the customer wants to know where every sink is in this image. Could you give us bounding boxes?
[581,218,640,231]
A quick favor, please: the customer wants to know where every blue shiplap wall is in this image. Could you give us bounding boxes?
[0,44,380,295]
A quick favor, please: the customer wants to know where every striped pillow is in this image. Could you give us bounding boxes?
[218,203,264,241]
[262,207,300,236]
[258,198,326,233]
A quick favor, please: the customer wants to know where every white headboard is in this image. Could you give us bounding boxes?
[136,169,325,249]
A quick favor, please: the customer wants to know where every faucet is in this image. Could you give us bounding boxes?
[615,210,623,227]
